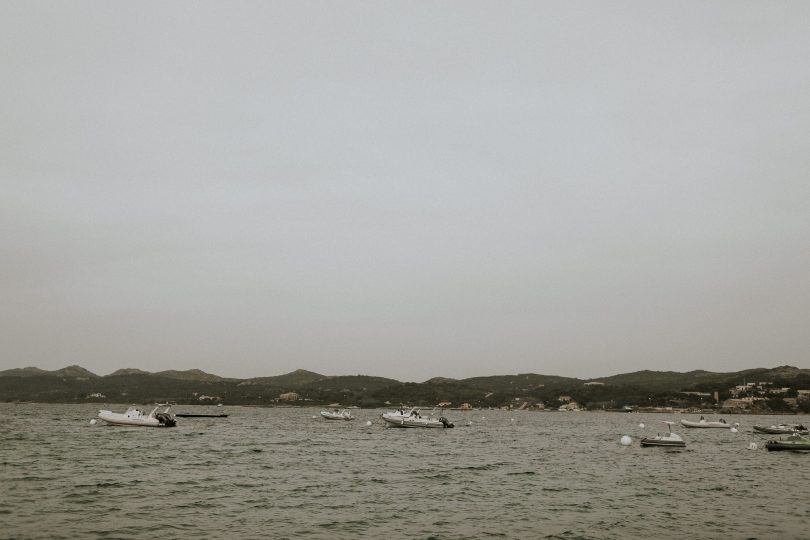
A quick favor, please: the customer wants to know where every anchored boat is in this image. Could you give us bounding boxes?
[753,424,808,435]
[765,434,810,452]
[320,408,355,421]
[640,421,685,448]
[381,407,454,428]
[98,404,177,427]
[680,417,732,429]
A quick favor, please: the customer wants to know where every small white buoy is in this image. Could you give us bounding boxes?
[620,435,632,446]
[89,419,97,426]
[748,442,757,450]
[510,418,515,422]
[734,422,740,427]
[365,420,372,426]
[638,423,645,429]
[311,415,318,419]
[466,421,472,426]
[730,427,738,433]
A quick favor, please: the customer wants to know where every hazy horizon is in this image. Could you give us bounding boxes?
[2,2,809,381]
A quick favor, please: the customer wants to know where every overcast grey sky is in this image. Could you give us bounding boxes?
[1,2,809,381]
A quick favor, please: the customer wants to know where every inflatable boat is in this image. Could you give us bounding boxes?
[765,434,810,452]
[98,404,176,427]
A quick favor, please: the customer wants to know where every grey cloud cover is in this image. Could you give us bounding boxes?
[1,1,809,380]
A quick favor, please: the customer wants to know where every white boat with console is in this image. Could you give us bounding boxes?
[381,407,454,428]
[98,404,176,427]
[680,416,732,429]
[641,421,685,448]
[320,408,355,421]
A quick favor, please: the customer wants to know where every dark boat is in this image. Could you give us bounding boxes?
[175,413,229,418]
[753,424,808,435]
[765,434,810,452]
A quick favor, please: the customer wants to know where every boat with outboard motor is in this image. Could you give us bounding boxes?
[320,408,355,421]
[753,424,808,435]
[640,421,686,448]
[98,404,176,427]
[680,416,732,429]
[765,433,810,452]
[381,407,454,428]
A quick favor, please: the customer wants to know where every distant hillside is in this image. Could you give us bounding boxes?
[109,368,151,376]
[1,364,808,410]
[301,375,399,391]
[0,366,50,377]
[424,377,458,384]
[598,366,810,391]
[461,373,580,391]
[153,369,228,382]
[0,365,98,379]
[53,365,99,379]
[596,370,716,390]
[759,365,810,379]
[247,369,326,387]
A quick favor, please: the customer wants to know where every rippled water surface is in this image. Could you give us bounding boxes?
[2,404,809,539]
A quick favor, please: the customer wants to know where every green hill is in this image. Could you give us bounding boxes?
[52,365,99,379]
[153,369,229,382]
[1,364,808,410]
[246,369,326,387]
[0,366,50,377]
[109,368,151,376]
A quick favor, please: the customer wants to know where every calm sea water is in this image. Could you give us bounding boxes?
[2,403,809,539]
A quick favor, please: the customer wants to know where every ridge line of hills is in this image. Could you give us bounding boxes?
[4,364,809,384]
[1,364,809,411]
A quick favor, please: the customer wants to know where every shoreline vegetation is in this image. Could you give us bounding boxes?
[2,364,810,414]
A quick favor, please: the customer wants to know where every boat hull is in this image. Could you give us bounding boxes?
[640,438,685,448]
[754,425,808,435]
[98,409,176,427]
[320,412,354,420]
[381,414,454,428]
[382,416,448,428]
[680,420,730,429]
[766,441,810,452]
[98,415,164,427]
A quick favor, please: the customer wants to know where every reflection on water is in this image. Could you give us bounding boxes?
[2,403,809,539]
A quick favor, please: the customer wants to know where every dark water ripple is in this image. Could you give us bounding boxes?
[2,404,810,539]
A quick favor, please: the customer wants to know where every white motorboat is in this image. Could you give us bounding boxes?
[320,408,355,421]
[98,404,176,427]
[381,407,454,428]
[641,421,685,447]
[680,417,732,429]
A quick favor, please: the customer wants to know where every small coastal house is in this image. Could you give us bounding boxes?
[558,401,580,411]
[722,398,753,409]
